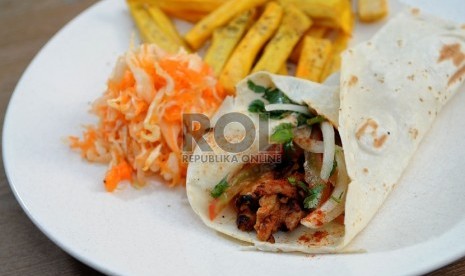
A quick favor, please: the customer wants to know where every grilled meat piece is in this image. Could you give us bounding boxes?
[254,195,281,243]
[234,169,308,242]
[253,195,306,242]
[283,199,306,231]
[254,179,298,198]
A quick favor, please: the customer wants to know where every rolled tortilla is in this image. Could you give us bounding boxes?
[186,9,465,252]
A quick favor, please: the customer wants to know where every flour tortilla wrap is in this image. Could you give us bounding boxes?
[186,10,465,252]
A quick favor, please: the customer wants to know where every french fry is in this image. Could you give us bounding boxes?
[307,26,329,38]
[161,10,207,23]
[252,5,312,74]
[204,10,256,77]
[320,32,350,81]
[289,26,328,63]
[278,0,353,34]
[137,0,225,14]
[277,64,288,75]
[296,36,332,82]
[184,0,268,50]
[127,2,182,53]
[145,4,189,50]
[220,2,284,94]
[358,0,389,23]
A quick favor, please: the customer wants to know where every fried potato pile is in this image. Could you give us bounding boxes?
[126,0,389,93]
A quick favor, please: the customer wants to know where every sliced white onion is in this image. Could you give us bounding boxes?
[320,121,335,180]
[301,150,349,229]
[264,104,310,114]
[294,139,325,153]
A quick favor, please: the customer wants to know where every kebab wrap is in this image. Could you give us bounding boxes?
[186,9,465,252]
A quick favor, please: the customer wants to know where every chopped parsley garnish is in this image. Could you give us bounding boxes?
[287,177,310,193]
[290,177,327,209]
[297,113,311,126]
[210,176,229,198]
[282,140,295,160]
[263,88,292,104]
[247,80,268,93]
[248,99,266,113]
[303,184,326,209]
[306,115,325,126]
[287,176,296,184]
[270,123,294,144]
[247,80,298,119]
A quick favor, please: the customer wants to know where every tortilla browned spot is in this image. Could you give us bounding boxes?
[355,119,378,140]
[348,75,358,87]
[373,134,388,148]
[448,65,465,86]
[438,43,465,66]
[409,128,419,140]
[410,8,420,15]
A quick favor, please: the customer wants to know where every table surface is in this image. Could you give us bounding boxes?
[1,0,465,275]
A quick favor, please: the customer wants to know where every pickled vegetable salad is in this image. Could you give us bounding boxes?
[70,44,225,191]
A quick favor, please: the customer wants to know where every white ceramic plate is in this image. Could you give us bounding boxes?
[4,0,465,275]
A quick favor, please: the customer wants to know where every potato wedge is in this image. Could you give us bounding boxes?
[278,0,353,34]
[204,10,255,77]
[252,5,312,74]
[320,32,350,81]
[184,0,268,50]
[289,26,328,63]
[127,2,182,53]
[145,4,189,50]
[220,2,284,93]
[296,36,332,82]
[358,0,389,22]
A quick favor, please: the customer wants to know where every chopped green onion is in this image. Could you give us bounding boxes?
[210,176,229,198]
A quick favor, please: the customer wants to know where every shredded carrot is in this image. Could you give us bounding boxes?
[70,44,225,191]
[104,160,133,192]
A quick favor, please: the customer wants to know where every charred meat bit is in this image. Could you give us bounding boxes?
[237,214,256,231]
[235,194,258,231]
